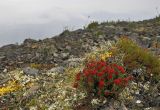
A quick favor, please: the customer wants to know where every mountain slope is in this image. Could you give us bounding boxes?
[0,17,160,110]
[0,17,160,72]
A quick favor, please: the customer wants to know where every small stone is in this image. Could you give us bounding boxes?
[132,68,143,76]
[61,53,69,59]
[144,107,152,110]
[135,91,139,95]
[48,66,65,74]
[64,58,82,67]
[156,36,160,41]
[0,56,5,60]
[137,103,144,107]
[98,35,104,39]
[136,100,144,107]
[142,37,151,41]
[136,100,142,104]
[121,102,128,110]
[65,46,71,50]
[29,106,38,110]
[143,83,149,91]
[113,100,121,109]
[3,68,7,73]
[91,98,101,105]
[53,53,59,57]
[23,67,39,76]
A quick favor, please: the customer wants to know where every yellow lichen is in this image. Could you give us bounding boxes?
[100,52,112,60]
[85,51,112,62]
[0,80,22,96]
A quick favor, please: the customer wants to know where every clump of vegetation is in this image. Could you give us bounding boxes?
[87,21,99,29]
[73,60,132,99]
[60,28,70,36]
[115,37,160,80]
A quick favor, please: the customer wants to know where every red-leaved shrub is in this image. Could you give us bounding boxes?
[73,60,132,98]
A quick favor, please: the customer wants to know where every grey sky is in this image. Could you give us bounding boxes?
[0,0,160,46]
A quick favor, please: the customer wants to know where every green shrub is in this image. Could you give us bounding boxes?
[87,21,99,29]
[60,29,70,36]
[115,37,160,80]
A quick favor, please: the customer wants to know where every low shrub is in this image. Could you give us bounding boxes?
[73,60,132,98]
[115,37,160,80]
[87,21,99,29]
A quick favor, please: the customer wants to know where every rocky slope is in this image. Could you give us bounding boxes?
[0,17,160,110]
[0,17,160,73]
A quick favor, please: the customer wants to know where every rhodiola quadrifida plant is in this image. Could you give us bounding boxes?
[73,60,133,99]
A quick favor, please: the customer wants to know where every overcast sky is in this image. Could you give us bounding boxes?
[0,0,160,46]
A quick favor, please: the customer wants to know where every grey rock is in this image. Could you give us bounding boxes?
[3,69,7,73]
[121,102,128,110]
[48,66,65,74]
[53,53,59,57]
[141,37,152,48]
[64,58,83,67]
[98,35,105,39]
[68,62,79,67]
[61,52,69,59]
[136,100,144,107]
[144,107,160,110]
[65,46,71,50]
[154,96,160,106]
[113,100,121,109]
[156,36,160,42]
[132,68,143,76]
[0,56,5,60]
[105,25,115,29]
[137,103,144,107]
[23,67,39,76]
[67,58,83,62]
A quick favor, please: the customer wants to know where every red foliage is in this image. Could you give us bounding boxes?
[98,79,105,88]
[76,73,81,81]
[113,78,122,85]
[73,82,78,88]
[73,60,132,97]
[104,91,110,96]
[117,65,125,73]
